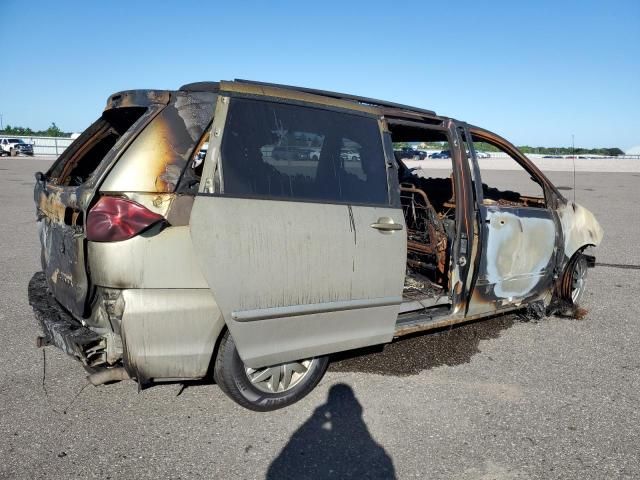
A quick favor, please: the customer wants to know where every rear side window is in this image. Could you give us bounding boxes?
[221,98,389,205]
[100,91,217,193]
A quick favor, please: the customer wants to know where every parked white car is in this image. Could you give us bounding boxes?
[1,138,34,156]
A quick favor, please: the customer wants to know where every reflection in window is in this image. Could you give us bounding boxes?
[221,98,388,204]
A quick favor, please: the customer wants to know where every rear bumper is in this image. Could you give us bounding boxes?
[28,271,102,365]
[28,271,224,381]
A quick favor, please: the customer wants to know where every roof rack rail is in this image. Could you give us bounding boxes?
[233,79,436,116]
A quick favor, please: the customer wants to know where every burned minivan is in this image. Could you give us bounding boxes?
[29,80,603,411]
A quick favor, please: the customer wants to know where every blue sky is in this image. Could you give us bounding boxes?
[1,0,638,149]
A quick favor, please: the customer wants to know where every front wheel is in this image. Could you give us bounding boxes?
[553,252,589,316]
[213,330,329,411]
[564,253,588,305]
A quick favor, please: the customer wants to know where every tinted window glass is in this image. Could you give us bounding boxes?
[221,98,388,204]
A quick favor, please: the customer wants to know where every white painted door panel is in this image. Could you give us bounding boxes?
[468,206,557,315]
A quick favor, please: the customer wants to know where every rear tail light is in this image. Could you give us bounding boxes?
[86,196,165,242]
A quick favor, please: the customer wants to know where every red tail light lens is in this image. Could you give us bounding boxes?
[86,196,165,242]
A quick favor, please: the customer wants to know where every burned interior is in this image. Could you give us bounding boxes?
[470,134,547,209]
[388,122,457,314]
[47,107,148,186]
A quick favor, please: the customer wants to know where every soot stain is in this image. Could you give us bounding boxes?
[330,314,518,376]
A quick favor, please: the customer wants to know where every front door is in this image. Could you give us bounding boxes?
[466,129,559,315]
[190,95,406,368]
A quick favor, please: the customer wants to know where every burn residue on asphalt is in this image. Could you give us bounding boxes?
[329,315,518,376]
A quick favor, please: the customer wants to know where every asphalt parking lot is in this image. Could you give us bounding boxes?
[1,156,639,479]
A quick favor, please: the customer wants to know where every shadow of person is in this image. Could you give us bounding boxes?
[266,383,396,479]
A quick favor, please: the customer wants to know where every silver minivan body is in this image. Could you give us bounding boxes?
[30,79,603,409]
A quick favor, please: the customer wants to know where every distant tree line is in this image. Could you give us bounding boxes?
[517,146,624,156]
[403,141,624,157]
[0,123,70,137]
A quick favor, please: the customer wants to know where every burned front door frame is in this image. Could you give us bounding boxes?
[444,120,476,315]
[462,126,564,315]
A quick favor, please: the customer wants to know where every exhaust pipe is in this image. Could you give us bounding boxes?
[87,367,130,386]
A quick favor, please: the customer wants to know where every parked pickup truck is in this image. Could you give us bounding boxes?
[1,138,34,156]
[29,80,603,411]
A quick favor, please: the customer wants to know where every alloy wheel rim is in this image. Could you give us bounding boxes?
[571,258,587,303]
[245,359,315,394]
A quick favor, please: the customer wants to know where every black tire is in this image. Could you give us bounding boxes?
[213,330,329,411]
[562,253,588,305]
[552,252,589,316]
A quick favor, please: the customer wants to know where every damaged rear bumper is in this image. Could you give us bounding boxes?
[28,271,103,366]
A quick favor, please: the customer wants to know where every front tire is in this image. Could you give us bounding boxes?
[213,330,328,411]
[553,252,589,316]
[563,253,588,305]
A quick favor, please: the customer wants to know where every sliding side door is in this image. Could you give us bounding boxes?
[190,96,406,368]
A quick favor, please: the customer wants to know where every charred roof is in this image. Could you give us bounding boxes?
[178,79,439,121]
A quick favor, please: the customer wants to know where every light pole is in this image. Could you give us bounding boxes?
[571,134,576,202]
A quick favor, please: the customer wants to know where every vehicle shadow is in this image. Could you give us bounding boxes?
[266,384,396,480]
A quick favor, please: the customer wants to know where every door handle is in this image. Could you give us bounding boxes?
[370,217,403,232]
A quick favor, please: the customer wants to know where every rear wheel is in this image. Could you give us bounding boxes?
[213,330,328,411]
